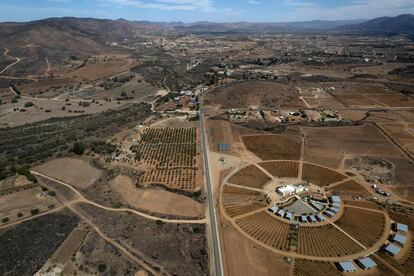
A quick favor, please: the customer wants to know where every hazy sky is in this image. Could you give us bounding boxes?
[0,0,413,22]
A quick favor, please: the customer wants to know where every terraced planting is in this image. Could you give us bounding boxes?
[302,163,346,187]
[335,207,386,247]
[227,165,271,189]
[297,224,362,257]
[258,161,299,178]
[236,211,291,251]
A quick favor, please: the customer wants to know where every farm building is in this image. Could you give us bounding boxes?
[330,195,341,203]
[356,257,377,270]
[332,201,341,208]
[269,206,279,213]
[329,206,340,213]
[311,193,325,201]
[337,261,357,272]
[276,209,285,217]
[392,233,407,246]
[384,243,401,256]
[276,184,308,197]
[325,210,336,218]
[285,212,293,220]
[308,215,317,223]
[300,215,308,223]
[316,214,325,222]
[394,223,408,233]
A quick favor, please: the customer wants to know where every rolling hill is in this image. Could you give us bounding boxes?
[336,14,414,34]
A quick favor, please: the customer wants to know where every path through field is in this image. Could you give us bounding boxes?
[0,48,23,74]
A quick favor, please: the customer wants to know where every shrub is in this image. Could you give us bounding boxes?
[98,264,107,273]
[17,212,23,218]
[73,142,86,155]
[24,102,34,108]
[2,217,9,223]
[31,209,40,215]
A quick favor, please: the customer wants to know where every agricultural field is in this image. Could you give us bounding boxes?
[0,210,79,276]
[134,127,202,191]
[297,224,363,257]
[334,207,387,248]
[329,180,370,197]
[301,163,346,187]
[235,211,291,251]
[227,164,271,189]
[259,161,300,178]
[204,80,304,109]
[49,228,89,265]
[0,186,60,225]
[110,175,204,218]
[34,158,102,189]
[293,260,341,276]
[242,134,301,160]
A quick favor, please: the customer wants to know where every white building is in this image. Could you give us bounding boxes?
[276,184,308,197]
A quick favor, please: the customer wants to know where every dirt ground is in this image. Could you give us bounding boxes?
[302,124,404,169]
[242,134,301,161]
[67,60,132,80]
[110,175,204,218]
[207,119,242,156]
[219,217,291,276]
[204,80,304,109]
[0,187,60,222]
[34,158,102,189]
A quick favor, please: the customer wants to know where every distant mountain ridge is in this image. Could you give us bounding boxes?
[336,14,414,34]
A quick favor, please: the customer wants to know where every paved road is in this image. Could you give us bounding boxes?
[199,98,224,276]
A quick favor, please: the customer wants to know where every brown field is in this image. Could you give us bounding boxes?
[67,60,131,80]
[378,123,414,156]
[0,187,60,223]
[369,95,414,107]
[343,200,384,211]
[335,207,386,248]
[371,255,401,276]
[34,158,102,189]
[50,228,89,264]
[111,175,204,218]
[223,184,264,196]
[301,97,344,109]
[207,119,241,156]
[224,203,266,218]
[303,125,403,168]
[302,163,346,187]
[235,211,291,251]
[259,161,299,178]
[242,134,301,160]
[204,80,304,109]
[220,219,291,276]
[334,94,383,107]
[293,260,341,276]
[227,165,271,189]
[330,180,370,196]
[297,224,362,257]
[326,82,394,95]
[17,78,79,96]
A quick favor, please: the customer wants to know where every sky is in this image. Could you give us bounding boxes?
[0,0,413,23]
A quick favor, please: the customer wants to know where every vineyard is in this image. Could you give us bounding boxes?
[227,165,271,189]
[222,184,264,196]
[258,161,299,178]
[302,163,346,187]
[297,224,362,257]
[330,180,370,196]
[335,207,386,248]
[50,228,88,264]
[222,185,268,218]
[134,127,200,191]
[236,211,291,251]
[294,260,341,276]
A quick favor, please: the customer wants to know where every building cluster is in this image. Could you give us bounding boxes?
[384,222,409,256]
[276,184,308,197]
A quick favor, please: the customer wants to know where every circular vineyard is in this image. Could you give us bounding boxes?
[220,160,391,261]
